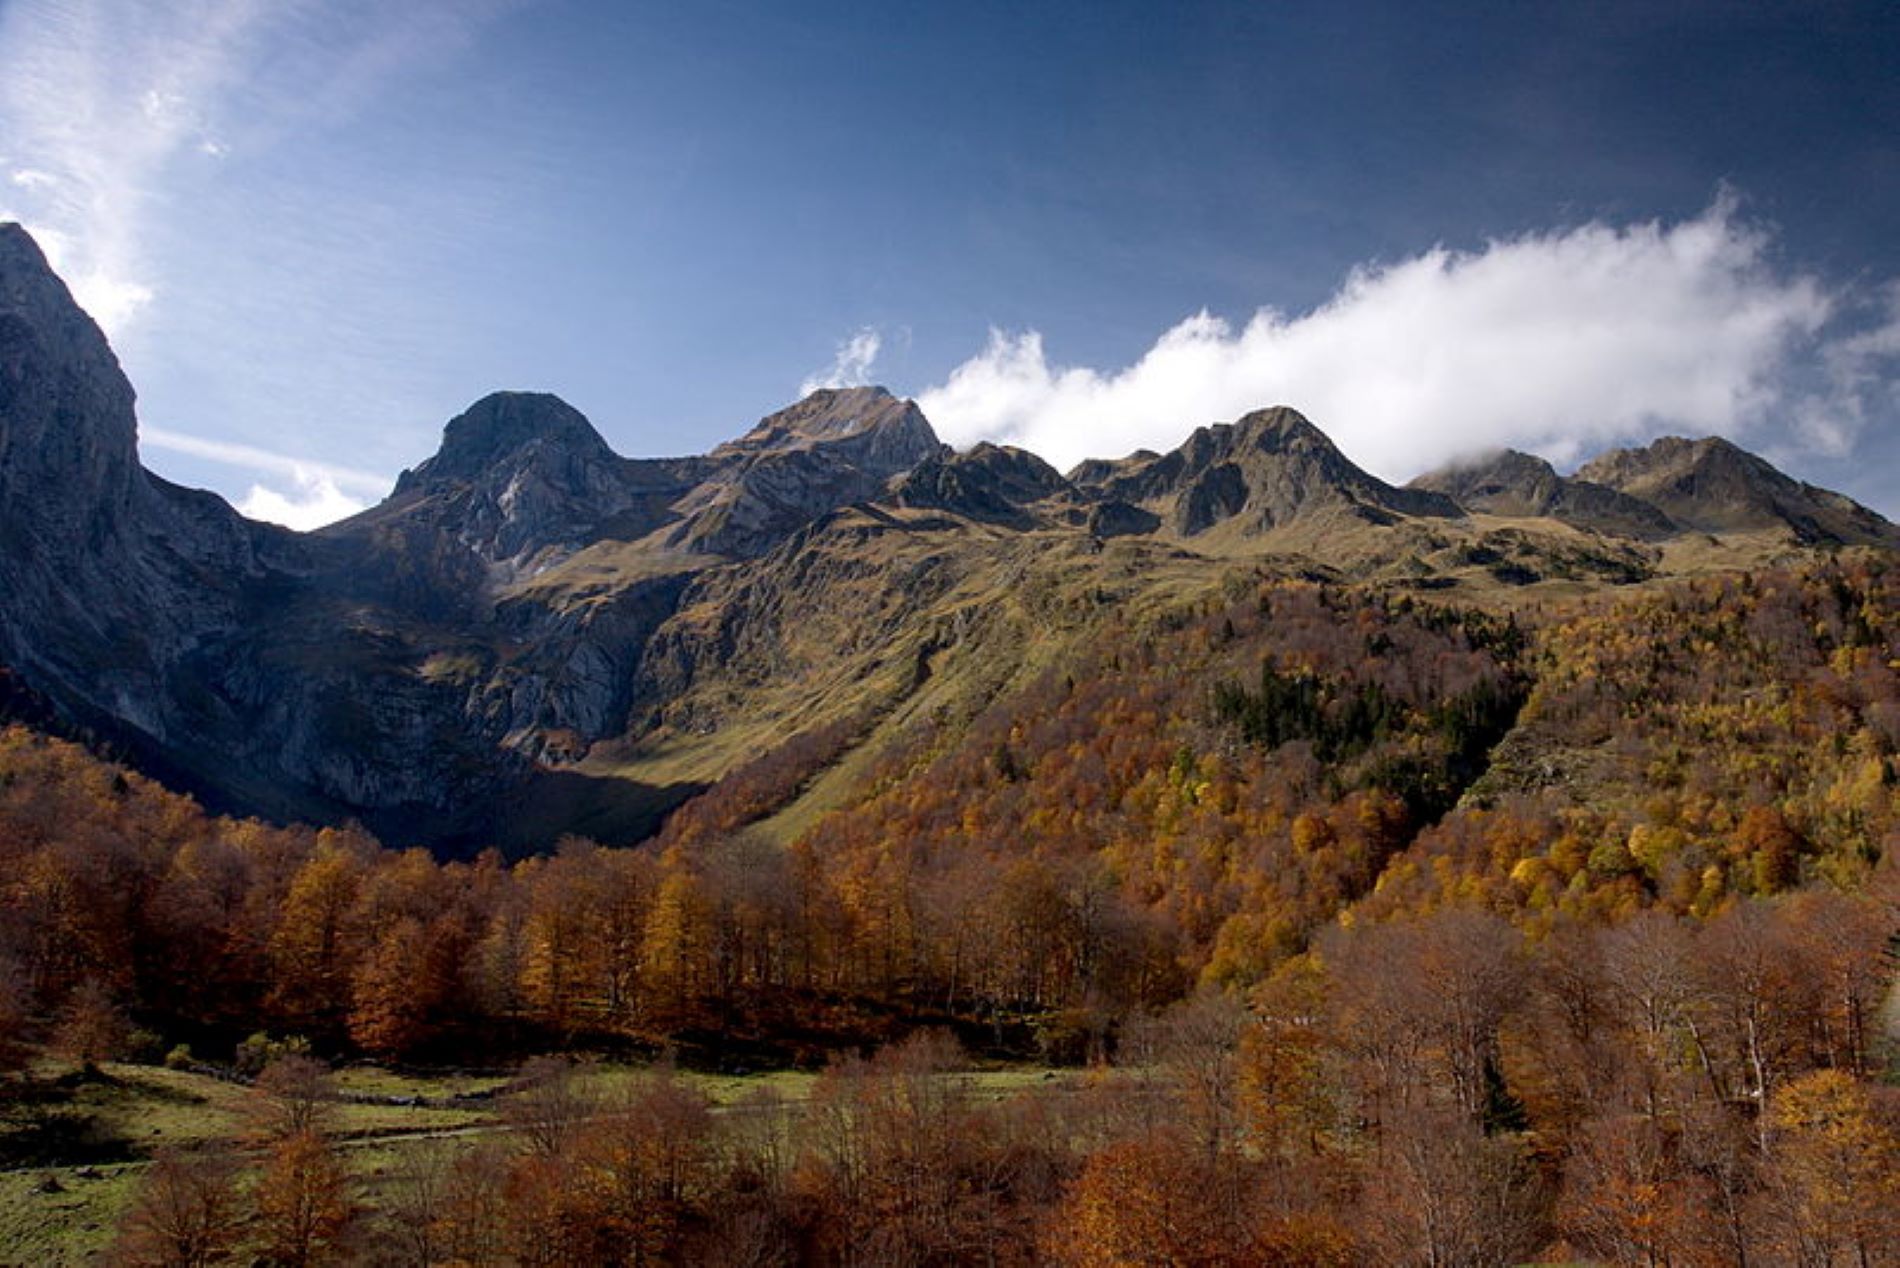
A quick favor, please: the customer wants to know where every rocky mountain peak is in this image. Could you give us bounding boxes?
[1411,448,1679,540]
[395,391,615,495]
[1173,406,1363,473]
[717,386,944,469]
[1577,434,1899,546]
[1410,449,1568,516]
[1068,450,1161,489]
[1099,405,1459,534]
[1575,434,1743,491]
[664,387,948,557]
[1230,404,1333,450]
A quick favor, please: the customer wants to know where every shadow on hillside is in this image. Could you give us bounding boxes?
[377,768,708,861]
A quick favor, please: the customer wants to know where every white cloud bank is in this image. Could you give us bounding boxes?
[914,200,1893,481]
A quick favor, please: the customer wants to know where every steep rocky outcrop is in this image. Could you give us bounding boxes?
[1575,435,1900,547]
[1411,449,1679,540]
[0,225,148,542]
[0,228,567,847]
[0,224,289,717]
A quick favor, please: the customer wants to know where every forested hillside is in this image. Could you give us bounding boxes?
[2,552,1897,1262]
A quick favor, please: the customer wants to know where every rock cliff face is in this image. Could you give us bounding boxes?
[2,222,1896,854]
[0,225,146,542]
[0,228,561,845]
[0,223,292,740]
[892,443,1073,528]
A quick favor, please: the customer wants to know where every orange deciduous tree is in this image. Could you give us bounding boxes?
[348,915,435,1059]
[254,1130,357,1267]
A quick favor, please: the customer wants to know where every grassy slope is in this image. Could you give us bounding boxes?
[650,506,1820,847]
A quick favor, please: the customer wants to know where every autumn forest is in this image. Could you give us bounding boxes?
[2,553,1898,1264]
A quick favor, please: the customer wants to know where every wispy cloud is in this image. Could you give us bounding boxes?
[0,0,522,335]
[1793,282,1900,457]
[916,198,1891,481]
[800,328,883,396]
[142,426,385,530]
[0,0,276,332]
[142,426,390,498]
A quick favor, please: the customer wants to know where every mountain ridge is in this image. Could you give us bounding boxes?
[1408,449,1681,540]
[1,221,1895,852]
[1576,433,1899,547]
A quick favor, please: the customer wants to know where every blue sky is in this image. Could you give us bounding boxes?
[2,0,1898,526]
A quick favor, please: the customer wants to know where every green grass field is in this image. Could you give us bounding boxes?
[0,1163,142,1268]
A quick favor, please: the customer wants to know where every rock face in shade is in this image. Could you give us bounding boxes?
[0,227,545,844]
[0,224,147,544]
[3,219,1897,855]
[0,223,289,712]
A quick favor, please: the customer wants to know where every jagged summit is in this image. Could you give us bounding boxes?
[1095,405,1460,535]
[1411,449,1678,540]
[1415,449,1566,517]
[725,385,900,445]
[1069,449,1161,489]
[1578,434,1899,547]
[394,391,617,494]
[1232,404,1330,447]
[665,387,947,557]
[716,385,944,470]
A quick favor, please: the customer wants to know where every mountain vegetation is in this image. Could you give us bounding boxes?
[2,219,1898,1262]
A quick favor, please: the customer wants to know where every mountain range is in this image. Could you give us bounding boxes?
[2,221,1895,853]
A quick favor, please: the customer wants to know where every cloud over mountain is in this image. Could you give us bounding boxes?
[916,199,1891,481]
[801,328,884,397]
